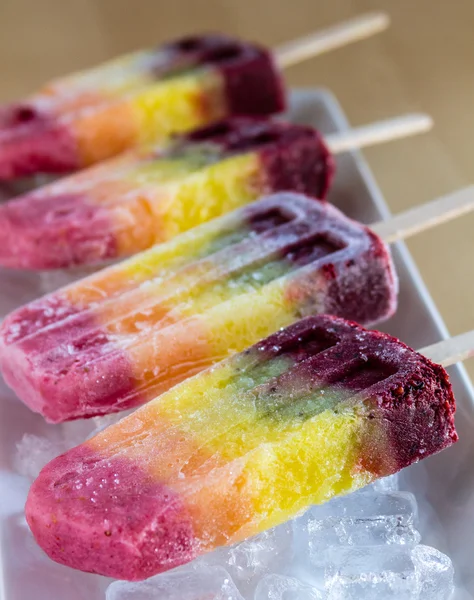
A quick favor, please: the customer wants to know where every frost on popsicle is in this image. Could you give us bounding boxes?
[25,314,456,581]
[0,193,397,423]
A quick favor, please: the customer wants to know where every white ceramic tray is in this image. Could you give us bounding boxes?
[0,89,473,600]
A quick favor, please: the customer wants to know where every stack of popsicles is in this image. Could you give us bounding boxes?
[0,20,467,588]
[0,111,432,270]
[1,183,467,579]
[0,34,284,180]
[0,13,389,182]
[0,118,334,268]
[0,193,397,422]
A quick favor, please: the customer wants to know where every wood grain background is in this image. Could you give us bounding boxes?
[1,0,473,375]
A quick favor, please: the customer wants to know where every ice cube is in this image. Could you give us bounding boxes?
[106,566,244,600]
[413,545,455,600]
[254,574,324,600]
[325,545,417,599]
[306,491,420,565]
[200,523,293,595]
[307,491,418,522]
[14,412,132,480]
[367,474,400,493]
[0,472,30,517]
[14,434,61,480]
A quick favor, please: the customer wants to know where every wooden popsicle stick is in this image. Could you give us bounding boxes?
[420,331,474,368]
[325,113,433,155]
[372,186,474,244]
[274,12,390,69]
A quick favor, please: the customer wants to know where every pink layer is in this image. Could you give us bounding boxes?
[26,444,197,580]
[0,119,78,180]
[0,192,117,268]
[0,298,137,422]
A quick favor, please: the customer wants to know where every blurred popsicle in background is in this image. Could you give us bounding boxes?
[0,13,389,180]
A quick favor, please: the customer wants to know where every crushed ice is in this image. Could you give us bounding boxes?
[102,472,455,599]
[14,411,133,480]
[12,435,455,599]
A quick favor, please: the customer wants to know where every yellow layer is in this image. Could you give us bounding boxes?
[63,152,262,305]
[157,153,264,240]
[112,152,263,256]
[120,279,296,385]
[89,357,373,547]
[194,280,297,355]
[63,209,238,306]
[177,410,372,545]
[234,411,371,537]
[131,71,227,145]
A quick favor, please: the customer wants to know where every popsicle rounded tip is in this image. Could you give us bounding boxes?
[0,199,62,269]
[0,295,141,423]
[25,444,197,580]
[0,193,118,270]
[0,119,78,182]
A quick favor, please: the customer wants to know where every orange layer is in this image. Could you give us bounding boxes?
[88,367,255,547]
[73,100,139,167]
[122,315,219,402]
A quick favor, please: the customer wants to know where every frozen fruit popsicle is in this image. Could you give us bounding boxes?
[0,112,435,270]
[0,118,333,269]
[0,193,397,423]
[0,14,390,181]
[25,314,458,580]
[0,34,285,181]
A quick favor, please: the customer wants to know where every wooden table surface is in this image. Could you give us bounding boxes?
[1,0,473,376]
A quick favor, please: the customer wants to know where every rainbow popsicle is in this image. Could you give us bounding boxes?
[0,35,285,181]
[0,193,397,423]
[0,118,333,269]
[25,314,458,580]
